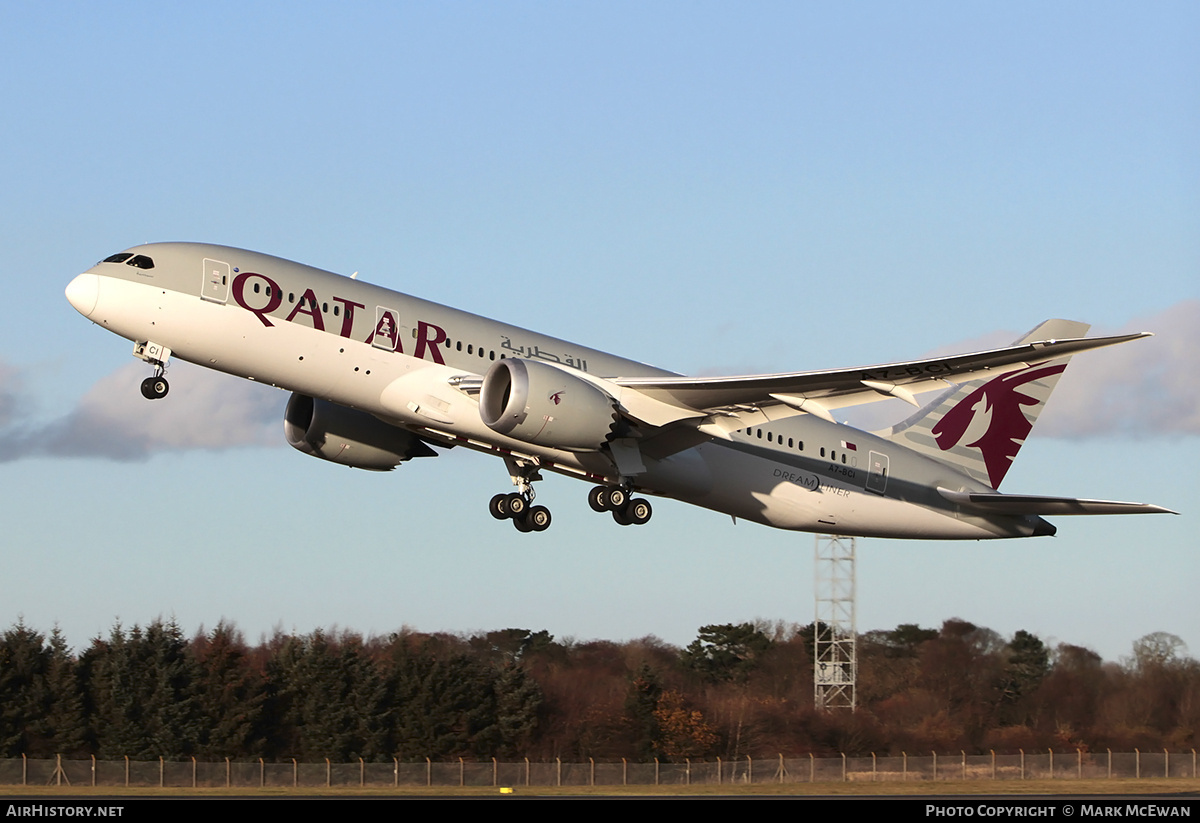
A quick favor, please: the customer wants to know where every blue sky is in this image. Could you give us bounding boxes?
[1,2,1196,662]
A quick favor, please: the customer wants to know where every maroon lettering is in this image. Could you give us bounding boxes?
[231,272,283,327]
[285,288,326,332]
[332,296,365,338]
[415,320,447,364]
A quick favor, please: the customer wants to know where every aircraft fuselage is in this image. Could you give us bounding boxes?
[66,242,1058,539]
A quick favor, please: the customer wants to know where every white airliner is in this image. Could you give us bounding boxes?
[65,243,1172,538]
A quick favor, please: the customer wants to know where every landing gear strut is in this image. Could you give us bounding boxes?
[490,459,551,532]
[588,484,652,526]
[133,341,171,401]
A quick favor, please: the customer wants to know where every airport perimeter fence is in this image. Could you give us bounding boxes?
[2,750,1197,789]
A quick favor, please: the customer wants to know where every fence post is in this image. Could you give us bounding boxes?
[991,750,995,781]
[92,754,96,787]
[933,751,937,781]
[841,752,846,782]
[426,757,431,787]
[493,757,497,787]
[1107,749,1111,780]
[259,758,264,788]
[591,757,596,787]
[1019,749,1024,780]
[717,756,722,785]
[622,757,626,787]
[394,757,398,788]
[21,753,26,787]
[1078,749,1082,779]
[872,752,877,782]
[459,757,464,787]
[1136,748,1140,779]
[1164,749,1169,778]
[557,757,562,787]
[778,753,783,784]
[192,756,197,788]
[961,751,966,781]
[326,758,330,788]
[226,756,231,788]
[1049,749,1053,779]
[654,757,659,786]
[360,757,365,787]
[809,752,814,783]
[159,756,164,788]
[902,752,907,782]
[686,758,690,786]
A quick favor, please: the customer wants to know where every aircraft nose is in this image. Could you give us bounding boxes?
[65,273,99,317]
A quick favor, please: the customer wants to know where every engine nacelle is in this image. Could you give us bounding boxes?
[284,394,436,471]
[479,359,619,451]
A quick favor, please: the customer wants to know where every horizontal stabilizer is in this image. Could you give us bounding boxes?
[937,488,1177,516]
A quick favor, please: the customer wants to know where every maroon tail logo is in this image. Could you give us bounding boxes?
[931,363,1066,488]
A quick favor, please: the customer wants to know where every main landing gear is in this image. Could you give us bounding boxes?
[490,458,551,532]
[588,485,653,526]
[488,459,653,533]
[489,492,552,533]
[133,341,171,400]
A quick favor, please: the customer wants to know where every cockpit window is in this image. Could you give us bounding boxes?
[126,254,155,270]
[103,253,133,264]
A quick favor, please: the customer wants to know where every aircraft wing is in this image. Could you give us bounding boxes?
[937,489,1177,516]
[611,331,1150,425]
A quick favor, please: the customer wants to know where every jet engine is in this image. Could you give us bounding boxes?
[284,393,437,470]
[479,359,619,451]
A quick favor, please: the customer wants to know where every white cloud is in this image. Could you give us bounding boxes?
[1037,300,1200,438]
[0,361,283,462]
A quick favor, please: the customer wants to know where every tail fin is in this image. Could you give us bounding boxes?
[877,319,1088,489]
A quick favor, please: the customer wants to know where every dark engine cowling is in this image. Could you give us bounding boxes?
[479,359,619,451]
[284,393,437,471]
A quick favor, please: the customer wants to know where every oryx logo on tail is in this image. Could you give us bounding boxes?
[931,363,1066,488]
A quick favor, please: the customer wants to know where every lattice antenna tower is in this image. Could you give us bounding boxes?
[813,534,857,711]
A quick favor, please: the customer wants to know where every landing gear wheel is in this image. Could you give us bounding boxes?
[612,507,634,526]
[489,494,511,520]
[140,376,169,400]
[587,486,610,513]
[627,498,653,525]
[527,505,552,532]
[607,488,628,511]
[506,493,528,518]
[513,514,535,533]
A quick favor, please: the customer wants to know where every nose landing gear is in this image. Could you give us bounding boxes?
[140,369,169,400]
[133,341,171,401]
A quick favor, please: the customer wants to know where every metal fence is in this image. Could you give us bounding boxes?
[2,750,1196,789]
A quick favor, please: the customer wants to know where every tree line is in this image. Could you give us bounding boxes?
[0,618,1195,761]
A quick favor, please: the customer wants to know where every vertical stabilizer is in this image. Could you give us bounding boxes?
[878,319,1089,489]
